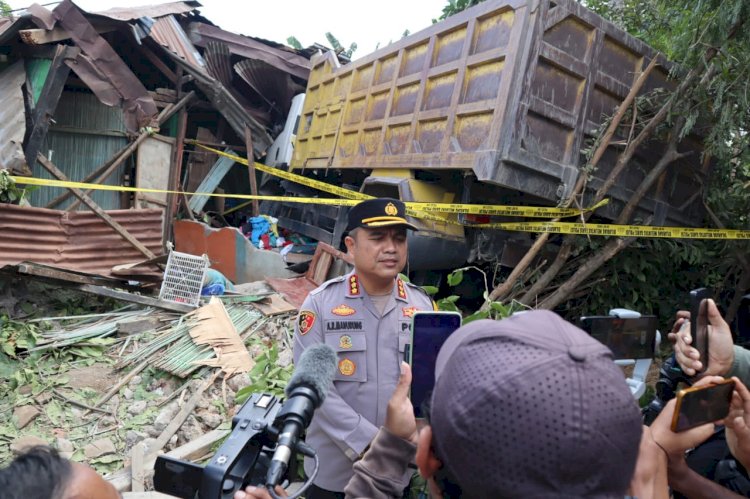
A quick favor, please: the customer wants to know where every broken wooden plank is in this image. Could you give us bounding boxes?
[130,442,146,492]
[146,373,219,459]
[25,45,79,167]
[77,284,195,314]
[188,148,237,213]
[19,23,116,45]
[244,125,260,217]
[251,293,297,316]
[36,154,157,260]
[17,262,115,287]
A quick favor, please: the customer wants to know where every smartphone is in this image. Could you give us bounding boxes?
[690,288,712,373]
[671,378,735,432]
[407,311,462,418]
[579,315,658,360]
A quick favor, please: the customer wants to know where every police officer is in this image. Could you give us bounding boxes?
[293,197,435,498]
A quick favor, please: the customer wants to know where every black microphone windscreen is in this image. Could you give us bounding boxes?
[285,344,337,405]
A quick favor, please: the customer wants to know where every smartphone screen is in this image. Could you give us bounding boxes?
[671,379,735,432]
[690,288,712,372]
[409,311,462,418]
[579,316,657,360]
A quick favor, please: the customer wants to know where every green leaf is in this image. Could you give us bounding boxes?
[421,286,439,296]
[446,270,464,287]
[463,310,489,324]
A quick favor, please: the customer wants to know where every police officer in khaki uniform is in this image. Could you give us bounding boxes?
[293,198,435,498]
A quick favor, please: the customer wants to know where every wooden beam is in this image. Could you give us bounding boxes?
[25,45,79,167]
[243,125,260,216]
[77,284,195,313]
[19,24,116,45]
[36,153,158,260]
[51,91,194,210]
[140,43,177,83]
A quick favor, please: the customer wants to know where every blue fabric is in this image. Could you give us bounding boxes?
[249,216,271,246]
[201,283,225,296]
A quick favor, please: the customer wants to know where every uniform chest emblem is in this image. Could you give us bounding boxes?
[402,306,418,318]
[298,310,316,335]
[349,275,360,296]
[339,358,356,376]
[332,304,356,316]
[339,335,353,349]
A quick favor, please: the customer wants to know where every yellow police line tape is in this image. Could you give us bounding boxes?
[188,142,610,220]
[10,175,750,241]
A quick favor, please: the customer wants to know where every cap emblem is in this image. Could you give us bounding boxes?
[385,202,398,216]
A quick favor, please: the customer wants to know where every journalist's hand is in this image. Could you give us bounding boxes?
[650,376,723,458]
[234,485,286,499]
[724,377,750,470]
[672,299,734,377]
[667,310,690,344]
[385,362,418,444]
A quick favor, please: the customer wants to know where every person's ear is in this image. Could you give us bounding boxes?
[416,425,443,478]
[344,235,355,253]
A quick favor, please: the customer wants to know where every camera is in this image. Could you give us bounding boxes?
[154,392,300,498]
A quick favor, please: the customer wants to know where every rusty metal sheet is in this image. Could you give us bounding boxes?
[0,61,29,174]
[91,1,200,22]
[187,22,310,81]
[0,204,164,276]
[54,0,158,133]
[234,58,301,117]
[149,14,205,69]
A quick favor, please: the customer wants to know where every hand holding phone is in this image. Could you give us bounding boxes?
[690,288,712,373]
[671,378,735,432]
[408,311,462,418]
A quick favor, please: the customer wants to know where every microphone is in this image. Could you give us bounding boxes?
[266,344,337,488]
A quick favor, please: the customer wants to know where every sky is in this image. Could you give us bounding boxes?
[10,0,450,59]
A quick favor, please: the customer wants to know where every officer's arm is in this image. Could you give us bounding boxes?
[293,297,378,460]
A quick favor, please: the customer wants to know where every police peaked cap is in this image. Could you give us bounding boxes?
[346,198,418,232]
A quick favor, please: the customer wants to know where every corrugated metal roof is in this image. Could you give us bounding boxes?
[0,61,28,173]
[149,14,205,69]
[91,1,200,22]
[0,204,164,276]
[187,22,310,81]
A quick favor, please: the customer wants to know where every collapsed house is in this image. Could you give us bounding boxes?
[0,0,321,286]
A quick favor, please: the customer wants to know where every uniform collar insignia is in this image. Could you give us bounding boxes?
[396,277,407,300]
[348,274,360,296]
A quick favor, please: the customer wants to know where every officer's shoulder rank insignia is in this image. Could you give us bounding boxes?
[338,358,356,376]
[298,310,316,335]
[339,335,353,349]
[402,306,418,318]
[332,304,356,316]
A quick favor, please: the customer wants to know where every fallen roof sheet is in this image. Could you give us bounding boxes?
[0,204,164,277]
[149,14,205,69]
[91,1,201,22]
[187,21,310,81]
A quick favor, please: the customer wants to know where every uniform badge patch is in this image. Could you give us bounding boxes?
[298,310,316,335]
[339,358,356,376]
[402,306,418,318]
[332,304,356,316]
[339,335,353,349]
